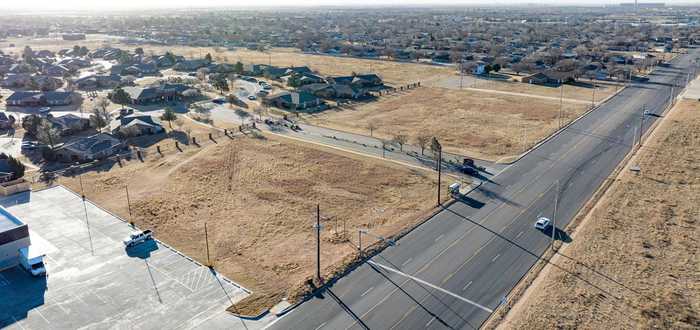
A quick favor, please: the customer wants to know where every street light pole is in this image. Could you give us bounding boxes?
[437,148,442,206]
[125,185,133,225]
[552,180,559,251]
[204,222,211,267]
[78,174,95,255]
[639,105,645,146]
[559,82,564,128]
[315,204,322,283]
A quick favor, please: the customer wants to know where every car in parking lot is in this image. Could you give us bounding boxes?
[212,98,226,105]
[262,84,272,90]
[39,107,51,115]
[123,229,154,247]
[248,95,257,100]
[21,140,42,150]
[534,217,552,230]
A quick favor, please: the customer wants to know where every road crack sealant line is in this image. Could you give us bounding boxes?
[481,62,696,329]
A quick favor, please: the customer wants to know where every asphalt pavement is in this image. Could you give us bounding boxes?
[266,48,700,330]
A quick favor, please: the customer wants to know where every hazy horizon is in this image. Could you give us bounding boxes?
[4,0,698,12]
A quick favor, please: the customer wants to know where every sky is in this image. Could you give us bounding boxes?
[4,0,694,11]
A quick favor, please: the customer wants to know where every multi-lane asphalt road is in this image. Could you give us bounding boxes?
[267,48,699,330]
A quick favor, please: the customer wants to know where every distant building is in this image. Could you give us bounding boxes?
[5,91,74,107]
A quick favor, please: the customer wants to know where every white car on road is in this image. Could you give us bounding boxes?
[123,230,154,247]
[534,217,552,230]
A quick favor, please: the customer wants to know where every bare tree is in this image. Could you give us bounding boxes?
[90,106,111,131]
[392,134,408,152]
[253,106,265,120]
[37,120,60,148]
[416,135,431,155]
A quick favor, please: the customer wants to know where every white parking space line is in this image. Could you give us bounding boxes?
[11,316,26,330]
[33,308,51,324]
[360,287,374,297]
[434,234,444,242]
[401,257,413,267]
[314,321,327,330]
[492,254,500,262]
[425,316,436,327]
[516,231,524,239]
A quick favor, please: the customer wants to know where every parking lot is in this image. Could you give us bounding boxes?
[0,186,271,329]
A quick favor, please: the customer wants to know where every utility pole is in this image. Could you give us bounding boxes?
[437,148,442,206]
[78,174,95,255]
[559,82,564,128]
[204,222,212,267]
[459,60,464,90]
[591,81,596,108]
[358,229,363,258]
[125,185,133,225]
[315,204,322,283]
[639,105,646,146]
[552,180,559,251]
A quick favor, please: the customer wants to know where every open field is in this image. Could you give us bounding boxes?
[0,34,117,54]
[428,73,621,103]
[500,100,700,329]
[56,132,439,312]
[303,87,589,160]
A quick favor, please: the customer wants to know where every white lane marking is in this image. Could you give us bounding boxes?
[492,254,500,262]
[425,316,436,327]
[368,261,493,313]
[462,281,473,291]
[434,234,444,242]
[516,231,524,239]
[314,322,327,330]
[361,287,374,297]
[401,257,413,266]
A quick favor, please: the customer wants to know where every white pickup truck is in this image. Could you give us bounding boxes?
[448,182,471,198]
[19,246,47,276]
[123,230,154,248]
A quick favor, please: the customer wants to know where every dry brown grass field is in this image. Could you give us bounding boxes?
[499,100,700,329]
[303,87,589,160]
[57,132,439,313]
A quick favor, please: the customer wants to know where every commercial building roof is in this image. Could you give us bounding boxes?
[0,205,24,233]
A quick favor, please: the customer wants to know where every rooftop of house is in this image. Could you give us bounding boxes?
[60,133,121,155]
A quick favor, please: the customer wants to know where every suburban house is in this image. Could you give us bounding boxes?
[327,74,383,88]
[265,66,313,79]
[111,63,159,76]
[120,84,191,105]
[42,64,71,77]
[47,114,90,136]
[244,64,266,76]
[74,74,122,90]
[110,114,164,137]
[300,83,365,99]
[54,133,125,163]
[282,71,326,86]
[264,91,323,110]
[522,70,577,85]
[1,73,32,88]
[173,59,210,71]
[5,91,74,107]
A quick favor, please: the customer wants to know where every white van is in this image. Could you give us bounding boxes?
[19,246,46,276]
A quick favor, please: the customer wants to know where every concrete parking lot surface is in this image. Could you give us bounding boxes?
[0,186,268,330]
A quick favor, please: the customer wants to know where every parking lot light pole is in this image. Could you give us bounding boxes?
[204,222,212,268]
[552,180,559,251]
[315,204,322,283]
[125,185,133,226]
[78,174,95,255]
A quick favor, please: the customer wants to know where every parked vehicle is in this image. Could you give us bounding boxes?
[262,85,272,90]
[21,141,42,150]
[123,229,154,247]
[19,246,46,276]
[534,217,552,230]
[212,98,226,105]
[448,182,468,198]
[39,107,51,115]
[248,95,257,100]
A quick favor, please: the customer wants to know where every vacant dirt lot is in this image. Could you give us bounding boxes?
[304,87,588,160]
[58,132,438,312]
[500,100,700,329]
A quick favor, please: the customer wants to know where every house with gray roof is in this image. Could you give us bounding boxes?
[6,91,74,107]
[54,133,125,163]
[110,114,164,137]
[264,91,323,110]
